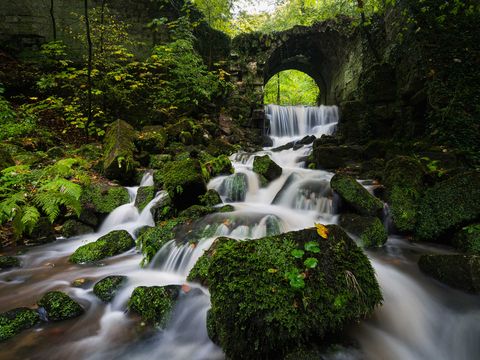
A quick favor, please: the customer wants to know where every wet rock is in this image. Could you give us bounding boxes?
[27,217,56,246]
[383,156,425,232]
[453,224,480,254]
[93,276,127,302]
[262,136,273,147]
[128,286,179,326]
[415,172,480,241]
[0,308,39,341]
[179,205,216,220]
[136,222,181,265]
[78,209,99,228]
[219,173,248,202]
[339,213,387,248]
[202,155,234,181]
[418,254,480,294]
[37,291,84,321]
[69,230,135,264]
[253,155,282,185]
[134,186,155,212]
[272,141,294,152]
[0,255,20,270]
[200,226,382,359]
[61,220,93,238]
[199,189,222,207]
[311,144,362,170]
[102,119,138,184]
[296,135,316,145]
[150,191,174,223]
[331,174,384,217]
[80,184,130,215]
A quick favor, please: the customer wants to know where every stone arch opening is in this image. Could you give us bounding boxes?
[263,69,320,106]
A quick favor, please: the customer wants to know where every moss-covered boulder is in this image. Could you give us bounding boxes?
[199,189,222,207]
[203,155,234,181]
[383,156,425,232]
[339,214,387,248]
[136,126,167,153]
[37,291,84,321]
[27,217,56,245]
[0,308,39,341]
[134,186,155,212]
[220,173,248,202]
[199,226,382,359]
[70,230,135,264]
[331,174,384,217]
[418,254,480,294]
[137,221,182,265]
[150,191,174,223]
[253,155,282,185]
[453,224,480,254]
[310,144,361,170]
[93,275,127,302]
[61,220,93,238]
[149,154,172,170]
[0,256,20,270]
[103,120,138,184]
[159,158,207,210]
[415,172,480,241]
[0,147,14,172]
[128,286,179,326]
[81,184,130,215]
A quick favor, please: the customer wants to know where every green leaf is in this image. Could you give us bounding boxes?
[289,276,305,289]
[304,257,318,269]
[304,241,320,253]
[291,249,305,258]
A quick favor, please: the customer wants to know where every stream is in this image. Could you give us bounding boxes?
[1,104,479,360]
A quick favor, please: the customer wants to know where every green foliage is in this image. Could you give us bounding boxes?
[264,70,319,106]
[0,308,39,342]
[453,224,480,255]
[0,158,88,237]
[0,96,38,141]
[93,276,127,302]
[128,286,178,326]
[37,291,83,321]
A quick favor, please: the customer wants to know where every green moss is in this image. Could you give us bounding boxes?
[61,220,93,238]
[453,224,480,254]
[93,276,127,302]
[137,220,184,265]
[0,147,15,171]
[37,291,84,321]
[134,186,155,212]
[418,254,480,294]
[128,286,178,326]
[70,230,135,263]
[253,155,282,184]
[416,172,480,241]
[159,158,207,210]
[205,226,382,359]
[179,205,216,220]
[199,189,222,207]
[218,205,235,213]
[339,214,387,248]
[202,155,234,181]
[0,308,39,341]
[0,256,20,270]
[81,184,130,214]
[149,154,172,170]
[136,126,167,153]
[331,174,384,217]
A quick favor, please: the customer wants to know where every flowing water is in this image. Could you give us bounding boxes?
[1,105,479,360]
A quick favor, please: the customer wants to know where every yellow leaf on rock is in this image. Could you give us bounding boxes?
[315,223,329,239]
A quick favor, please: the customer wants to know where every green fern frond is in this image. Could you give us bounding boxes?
[21,206,41,234]
[0,192,27,223]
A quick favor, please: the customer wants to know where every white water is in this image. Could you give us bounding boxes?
[1,105,479,360]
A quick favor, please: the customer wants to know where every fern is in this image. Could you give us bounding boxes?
[34,179,82,222]
[21,206,41,234]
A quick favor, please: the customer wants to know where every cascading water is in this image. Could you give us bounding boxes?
[1,104,479,360]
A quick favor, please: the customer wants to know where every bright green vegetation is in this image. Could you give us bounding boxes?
[93,276,127,302]
[264,70,319,106]
[80,185,130,214]
[128,286,179,326]
[418,254,480,294]
[0,256,20,270]
[330,174,384,217]
[415,172,480,241]
[37,291,84,321]
[191,226,382,359]
[134,186,156,212]
[383,156,425,232]
[339,214,387,248]
[136,222,181,266]
[199,189,222,207]
[69,230,135,264]
[202,155,234,181]
[253,155,282,186]
[0,308,39,341]
[453,224,480,255]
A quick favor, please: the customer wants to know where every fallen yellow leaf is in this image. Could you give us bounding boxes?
[315,223,329,239]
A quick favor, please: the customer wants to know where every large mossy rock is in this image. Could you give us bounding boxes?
[136,126,167,153]
[331,174,384,217]
[37,291,84,321]
[195,226,382,360]
[136,222,180,265]
[158,158,207,210]
[418,254,480,294]
[199,189,222,207]
[0,308,39,341]
[27,217,56,246]
[339,213,387,248]
[128,286,179,326]
[81,184,130,215]
[453,224,480,254]
[202,155,234,181]
[415,172,480,241]
[70,230,135,264]
[0,147,14,172]
[0,255,20,270]
[134,186,155,212]
[103,120,138,184]
[310,142,362,171]
[93,275,127,302]
[61,220,93,238]
[253,155,282,185]
[383,156,425,232]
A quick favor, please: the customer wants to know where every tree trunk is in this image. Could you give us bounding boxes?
[50,0,57,41]
[276,73,281,104]
[85,0,93,137]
